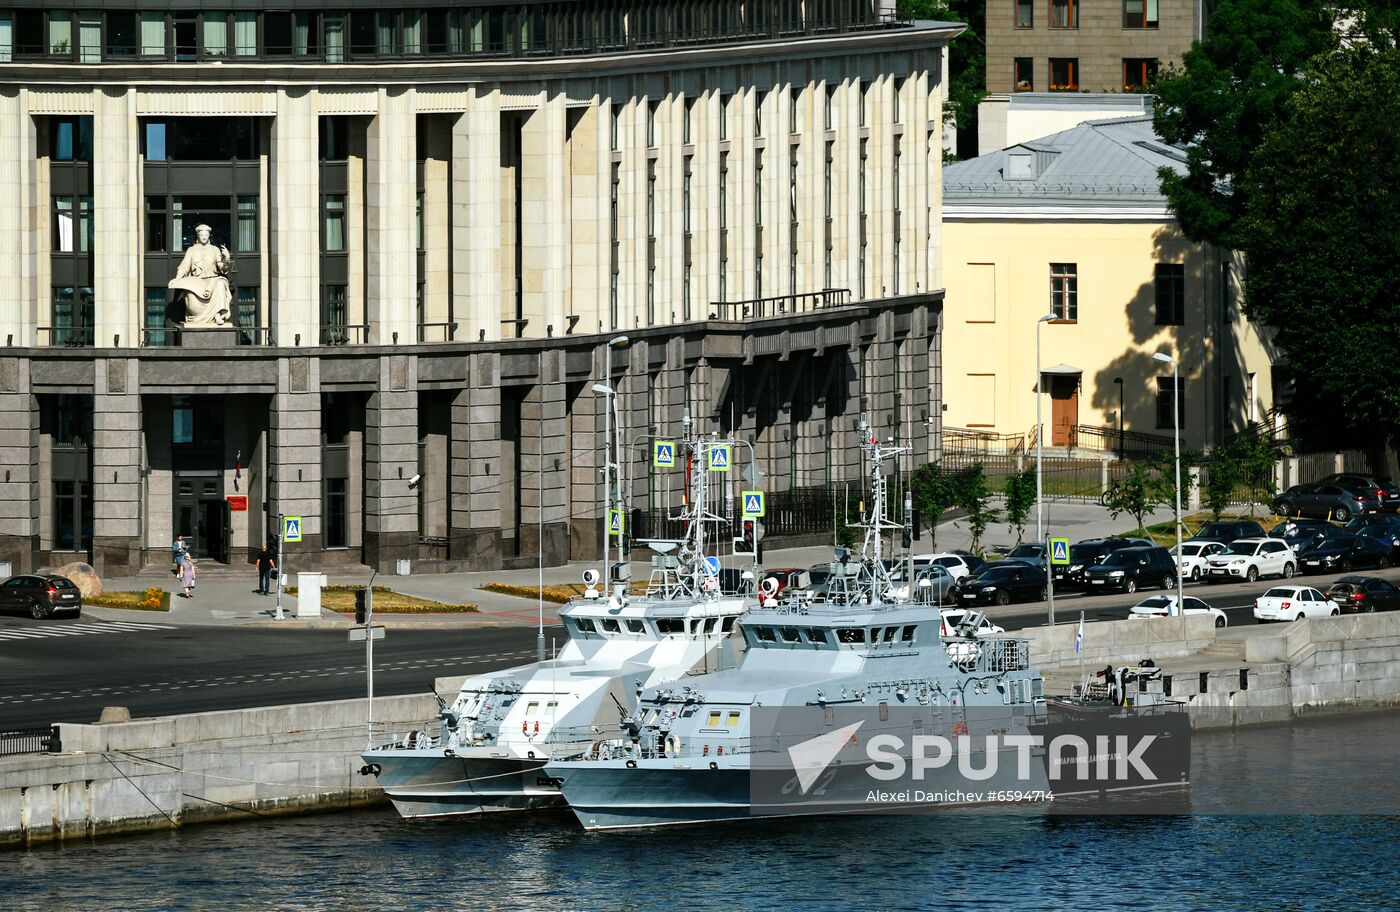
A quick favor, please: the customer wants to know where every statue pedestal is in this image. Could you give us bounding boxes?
[178,326,239,349]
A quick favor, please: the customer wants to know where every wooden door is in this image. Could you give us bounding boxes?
[1050,377,1079,446]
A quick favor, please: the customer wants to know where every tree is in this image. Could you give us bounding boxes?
[1200,448,1242,521]
[900,1,986,159]
[1237,40,1400,451]
[956,464,1000,556]
[1104,460,1169,534]
[910,461,962,551]
[1152,0,1337,248]
[1003,467,1036,544]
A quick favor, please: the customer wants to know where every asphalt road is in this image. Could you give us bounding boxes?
[0,621,560,729]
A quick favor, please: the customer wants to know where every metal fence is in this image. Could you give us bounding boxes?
[939,453,1120,503]
[0,726,61,757]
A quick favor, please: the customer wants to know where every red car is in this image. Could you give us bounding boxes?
[758,568,808,605]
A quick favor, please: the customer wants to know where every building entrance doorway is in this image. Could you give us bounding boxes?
[174,472,230,563]
[1049,376,1080,447]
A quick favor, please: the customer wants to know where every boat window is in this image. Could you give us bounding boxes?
[883,626,898,643]
[545,702,558,717]
[525,702,539,717]
[657,618,685,634]
[901,625,916,642]
[804,627,829,644]
[836,628,865,644]
[574,618,596,633]
[704,617,719,634]
[601,618,621,633]
[625,619,645,634]
[726,711,741,727]
[755,627,778,642]
[707,710,722,726]
[721,616,737,632]
[780,626,801,643]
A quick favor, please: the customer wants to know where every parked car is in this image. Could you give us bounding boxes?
[1315,472,1400,511]
[1272,482,1378,521]
[1203,538,1296,583]
[912,552,985,582]
[1268,519,1343,549]
[1004,543,1047,567]
[1082,546,1177,594]
[1342,513,1400,536]
[1172,540,1228,582]
[0,574,83,619]
[1128,595,1228,628]
[1191,520,1269,544]
[1325,576,1400,613]
[1052,537,1154,588]
[1297,533,1390,574]
[954,563,1048,606]
[758,567,808,604]
[1253,585,1340,622]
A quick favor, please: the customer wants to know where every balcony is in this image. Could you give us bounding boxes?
[709,287,851,322]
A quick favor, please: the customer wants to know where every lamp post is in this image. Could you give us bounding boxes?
[1036,313,1056,626]
[1113,376,1124,458]
[1153,351,1184,614]
[595,336,630,597]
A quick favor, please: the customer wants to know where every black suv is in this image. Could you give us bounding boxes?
[1191,520,1269,545]
[1082,546,1177,594]
[1053,537,1153,589]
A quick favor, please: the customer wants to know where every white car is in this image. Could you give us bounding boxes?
[939,609,1006,638]
[913,553,981,582]
[1253,586,1341,622]
[1203,537,1297,583]
[1173,540,1228,582]
[1128,595,1228,628]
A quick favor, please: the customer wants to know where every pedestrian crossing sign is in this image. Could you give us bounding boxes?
[283,516,303,543]
[608,509,624,537]
[1050,537,1070,566]
[653,440,676,468]
[708,445,732,472]
[742,490,766,518]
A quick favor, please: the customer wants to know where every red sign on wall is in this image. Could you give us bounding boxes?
[227,495,248,512]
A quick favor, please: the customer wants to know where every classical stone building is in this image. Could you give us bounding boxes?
[0,2,954,575]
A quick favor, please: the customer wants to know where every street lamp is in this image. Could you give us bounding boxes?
[1153,351,1185,615]
[595,336,630,597]
[1036,312,1056,626]
[1113,376,1124,458]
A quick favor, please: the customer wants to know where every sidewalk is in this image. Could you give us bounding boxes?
[79,501,1270,630]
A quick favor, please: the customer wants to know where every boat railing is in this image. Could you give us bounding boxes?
[368,720,443,752]
[545,724,778,761]
[976,638,1032,673]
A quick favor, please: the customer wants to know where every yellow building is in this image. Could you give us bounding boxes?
[941,116,1278,454]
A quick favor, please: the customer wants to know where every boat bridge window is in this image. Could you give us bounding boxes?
[726,711,741,726]
[601,618,621,633]
[546,702,558,717]
[836,628,865,644]
[625,619,646,634]
[754,627,778,643]
[573,618,597,634]
[656,618,685,635]
[721,616,737,632]
[780,627,801,643]
[703,618,719,634]
[804,627,829,645]
[901,625,916,643]
[525,702,540,717]
[882,626,898,643]
[706,710,723,727]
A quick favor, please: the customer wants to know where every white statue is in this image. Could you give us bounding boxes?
[168,224,232,326]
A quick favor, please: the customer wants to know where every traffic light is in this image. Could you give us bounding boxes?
[354,587,369,625]
[902,525,912,550]
[734,520,757,557]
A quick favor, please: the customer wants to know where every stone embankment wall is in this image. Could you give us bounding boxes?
[0,694,437,847]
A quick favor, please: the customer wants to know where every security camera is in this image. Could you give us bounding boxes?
[760,577,780,596]
[408,474,422,489]
[582,568,601,586]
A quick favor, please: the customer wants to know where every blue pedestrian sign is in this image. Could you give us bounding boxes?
[283,515,303,543]
[741,490,766,518]
[608,509,625,537]
[708,445,732,473]
[1049,537,1070,566]
[653,440,676,468]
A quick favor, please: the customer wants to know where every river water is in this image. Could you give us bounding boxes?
[5,711,1398,912]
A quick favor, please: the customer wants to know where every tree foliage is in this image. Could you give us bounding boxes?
[910,461,962,551]
[955,464,999,556]
[899,1,985,156]
[1238,40,1400,448]
[1104,460,1171,534]
[1152,0,1338,248]
[1003,467,1037,544]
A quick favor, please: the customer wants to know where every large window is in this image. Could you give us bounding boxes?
[145,287,170,345]
[1014,57,1034,92]
[141,118,259,161]
[1124,0,1160,29]
[1050,58,1079,91]
[53,196,92,253]
[1124,58,1159,91]
[53,480,93,552]
[50,117,93,162]
[323,195,347,252]
[1156,377,1186,429]
[1015,0,1034,28]
[51,286,94,346]
[1051,0,1078,28]
[322,285,348,344]
[1049,263,1077,321]
[1155,263,1185,325]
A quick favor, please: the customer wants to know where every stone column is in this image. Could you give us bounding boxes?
[566,100,607,337]
[518,349,569,564]
[366,88,417,345]
[449,352,502,568]
[363,355,418,571]
[0,357,39,571]
[269,356,322,558]
[91,359,141,574]
[419,118,453,332]
[452,90,502,342]
[520,90,568,338]
[0,89,38,345]
[270,88,320,346]
[92,88,140,348]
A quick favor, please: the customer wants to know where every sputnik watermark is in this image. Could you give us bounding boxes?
[863,733,1159,786]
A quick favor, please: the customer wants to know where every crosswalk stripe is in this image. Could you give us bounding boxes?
[0,622,178,642]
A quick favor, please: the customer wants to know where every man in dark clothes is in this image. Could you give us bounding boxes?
[255,545,277,595]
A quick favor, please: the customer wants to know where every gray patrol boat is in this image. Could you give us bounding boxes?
[544,427,1052,830]
[362,418,755,818]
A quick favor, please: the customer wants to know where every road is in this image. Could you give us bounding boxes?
[1,566,1393,730]
[0,622,559,729]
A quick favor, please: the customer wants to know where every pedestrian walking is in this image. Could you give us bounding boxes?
[255,545,277,596]
[172,534,188,574]
[180,557,197,599]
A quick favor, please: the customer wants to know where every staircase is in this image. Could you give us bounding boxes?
[1198,637,1248,661]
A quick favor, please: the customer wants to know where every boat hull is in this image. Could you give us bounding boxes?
[364,749,562,818]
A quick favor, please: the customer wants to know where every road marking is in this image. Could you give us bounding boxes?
[0,621,177,643]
